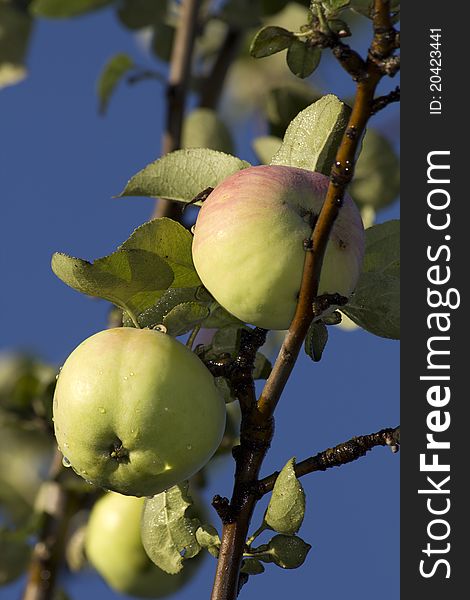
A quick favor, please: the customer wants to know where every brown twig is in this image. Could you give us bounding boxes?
[371,85,400,114]
[258,427,400,496]
[22,450,70,600]
[199,26,243,110]
[153,0,202,219]
[210,3,399,599]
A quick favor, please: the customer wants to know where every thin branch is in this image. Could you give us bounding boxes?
[371,86,400,115]
[22,450,70,600]
[199,26,243,110]
[211,3,398,599]
[330,41,368,81]
[258,427,400,496]
[153,0,202,219]
[257,0,396,421]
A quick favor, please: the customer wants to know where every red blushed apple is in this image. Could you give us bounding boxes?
[192,165,365,330]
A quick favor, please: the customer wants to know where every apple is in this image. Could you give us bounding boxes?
[53,328,226,497]
[85,492,194,597]
[192,165,365,330]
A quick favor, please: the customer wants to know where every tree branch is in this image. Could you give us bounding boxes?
[211,3,398,598]
[258,426,400,496]
[199,26,243,110]
[22,450,70,600]
[153,0,202,219]
[371,85,400,115]
[257,0,397,420]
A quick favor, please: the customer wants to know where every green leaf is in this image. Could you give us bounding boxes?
[151,22,174,62]
[51,249,173,322]
[128,286,202,329]
[120,218,201,289]
[195,524,221,558]
[202,304,244,329]
[304,321,328,362]
[211,326,247,356]
[214,377,236,404]
[321,0,350,17]
[343,220,400,339]
[327,18,351,36]
[350,129,400,211]
[250,26,294,58]
[265,84,320,137]
[52,217,200,322]
[163,302,210,337]
[130,287,241,332]
[0,3,33,89]
[119,149,250,204]
[271,94,351,175]
[141,482,201,575]
[322,310,342,325]
[241,558,265,575]
[253,353,272,380]
[256,534,311,569]
[221,0,263,28]
[253,136,283,164]
[286,40,321,79]
[96,53,134,115]
[31,0,113,18]
[265,458,305,535]
[182,108,234,154]
[117,0,167,29]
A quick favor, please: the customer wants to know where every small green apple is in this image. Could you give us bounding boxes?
[192,165,365,330]
[85,492,193,597]
[53,328,226,497]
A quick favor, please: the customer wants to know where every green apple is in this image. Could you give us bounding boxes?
[192,165,365,330]
[53,328,226,497]
[85,492,193,597]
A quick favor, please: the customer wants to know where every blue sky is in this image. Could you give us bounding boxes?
[1,6,399,600]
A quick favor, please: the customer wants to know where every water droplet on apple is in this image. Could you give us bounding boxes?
[99,407,106,414]
[62,456,71,468]
[129,372,135,376]
[186,444,192,451]
[123,376,128,381]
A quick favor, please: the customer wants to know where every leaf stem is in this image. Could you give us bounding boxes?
[186,324,201,349]
[245,522,269,548]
